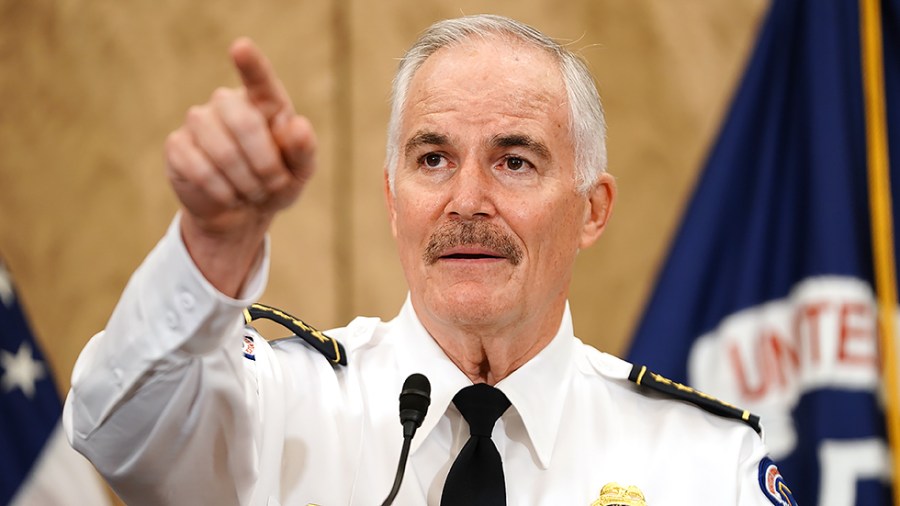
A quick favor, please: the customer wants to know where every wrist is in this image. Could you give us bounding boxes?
[180,210,272,298]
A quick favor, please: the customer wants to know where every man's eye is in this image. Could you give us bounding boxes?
[504,156,527,171]
[423,153,445,168]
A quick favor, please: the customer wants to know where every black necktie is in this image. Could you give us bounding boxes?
[441,383,511,506]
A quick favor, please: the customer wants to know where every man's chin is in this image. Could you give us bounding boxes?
[423,288,515,327]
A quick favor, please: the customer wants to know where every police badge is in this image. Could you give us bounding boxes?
[591,482,647,506]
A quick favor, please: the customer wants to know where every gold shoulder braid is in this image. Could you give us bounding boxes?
[628,364,760,434]
[243,303,348,366]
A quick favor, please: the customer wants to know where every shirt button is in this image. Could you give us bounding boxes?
[165,310,179,329]
[178,292,196,311]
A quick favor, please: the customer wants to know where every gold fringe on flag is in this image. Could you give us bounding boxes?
[860,0,900,502]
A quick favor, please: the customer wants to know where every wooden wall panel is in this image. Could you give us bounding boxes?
[570,0,768,354]
[0,1,767,500]
[0,0,769,384]
[0,0,339,394]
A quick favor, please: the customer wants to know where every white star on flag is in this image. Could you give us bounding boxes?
[0,261,14,308]
[1,342,45,398]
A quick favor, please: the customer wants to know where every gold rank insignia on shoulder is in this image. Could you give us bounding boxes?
[591,482,647,506]
[628,364,760,434]
[243,303,348,366]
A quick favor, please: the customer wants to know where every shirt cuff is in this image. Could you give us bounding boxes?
[158,211,270,355]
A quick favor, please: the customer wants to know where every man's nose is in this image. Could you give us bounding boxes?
[445,161,496,219]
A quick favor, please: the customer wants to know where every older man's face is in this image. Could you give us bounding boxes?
[387,36,612,333]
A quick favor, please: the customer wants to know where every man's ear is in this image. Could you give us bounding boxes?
[579,172,616,249]
[384,169,398,238]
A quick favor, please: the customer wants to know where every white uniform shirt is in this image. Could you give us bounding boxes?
[64,217,790,505]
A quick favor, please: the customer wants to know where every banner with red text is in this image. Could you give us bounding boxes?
[628,0,900,504]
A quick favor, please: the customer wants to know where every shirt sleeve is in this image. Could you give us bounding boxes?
[62,214,271,505]
[737,428,798,505]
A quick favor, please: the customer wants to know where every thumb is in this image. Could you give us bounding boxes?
[272,114,317,183]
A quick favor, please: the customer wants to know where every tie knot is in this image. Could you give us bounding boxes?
[453,384,511,437]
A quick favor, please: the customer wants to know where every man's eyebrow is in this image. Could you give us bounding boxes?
[490,134,552,161]
[404,131,450,156]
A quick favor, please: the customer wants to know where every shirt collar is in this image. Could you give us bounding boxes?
[392,295,576,468]
[494,305,575,469]
[392,296,472,454]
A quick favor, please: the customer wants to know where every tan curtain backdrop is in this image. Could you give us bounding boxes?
[0,0,766,449]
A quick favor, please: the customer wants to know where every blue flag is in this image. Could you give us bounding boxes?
[0,260,109,505]
[0,260,61,503]
[628,0,900,504]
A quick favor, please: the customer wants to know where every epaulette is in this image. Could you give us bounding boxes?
[243,303,348,366]
[628,364,760,434]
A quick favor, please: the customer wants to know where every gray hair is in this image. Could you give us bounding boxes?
[385,14,607,194]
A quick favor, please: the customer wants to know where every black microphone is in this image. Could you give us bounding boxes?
[382,373,431,506]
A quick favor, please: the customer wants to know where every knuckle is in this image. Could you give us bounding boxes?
[247,188,268,204]
[194,165,217,187]
[211,86,236,101]
[263,171,290,192]
[230,112,264,139]
[254,161,283,186]
[164,131,191,168]
[164,130,183,152]
[185,105,209,126]
[291,116,318,150]
[297,131,317,154]
[212,145,243,170]
[255,159,281,178]
[294,114,313,131]
[164,149,182,175]
[191,166,229,199]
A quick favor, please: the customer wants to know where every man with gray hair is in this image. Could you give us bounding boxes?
[64,14,793,505]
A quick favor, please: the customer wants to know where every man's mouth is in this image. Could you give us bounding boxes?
[423,221,523,265]
[439,247,506,261]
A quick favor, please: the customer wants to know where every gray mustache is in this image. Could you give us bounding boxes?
[423,221,523,265]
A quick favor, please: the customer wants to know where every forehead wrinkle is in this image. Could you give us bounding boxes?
[488,133,552,162]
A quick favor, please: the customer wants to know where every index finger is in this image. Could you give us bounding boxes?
[230,37,294,123]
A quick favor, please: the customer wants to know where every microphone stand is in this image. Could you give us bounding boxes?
[381,433,413,506]
[381,373,431,506]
